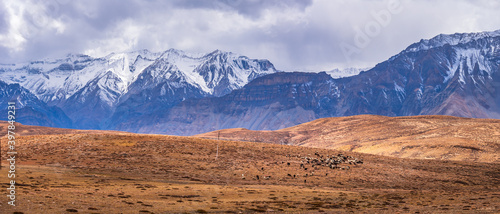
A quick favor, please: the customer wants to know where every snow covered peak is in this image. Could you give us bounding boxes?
[135,49,278,96]
[381,29,500,89]
[204,49,225,56]
[324,67,370,79]
[159,48,186,58]
[105,49,161,62]
[0,48,278,105]
[404,29,500,53]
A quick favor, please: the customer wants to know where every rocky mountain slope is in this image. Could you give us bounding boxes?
[0,49,278,128]
[1,30,500,134]
[324,67,369,79]
[132,29,500,135]
[0,80,72,127]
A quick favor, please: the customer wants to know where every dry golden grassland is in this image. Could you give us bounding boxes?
[0,117,499,213]
[197,115,500,163]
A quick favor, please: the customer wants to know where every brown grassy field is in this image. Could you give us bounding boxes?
[196,115,500,163]
[0,118,499,213]
[0,116,500,213]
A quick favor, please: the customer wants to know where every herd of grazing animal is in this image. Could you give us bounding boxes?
[303,152,363,170]
[247,151,364,181]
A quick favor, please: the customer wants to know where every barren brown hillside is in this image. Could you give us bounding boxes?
[0,119,499,213]
[196,115,500,163]
[0,131,499,213]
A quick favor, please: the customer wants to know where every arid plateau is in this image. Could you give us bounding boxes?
[1,115,500,213]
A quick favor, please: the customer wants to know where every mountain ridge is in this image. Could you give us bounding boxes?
[1,29,500,134]
[126,29,500,135]
[0,49,279,129]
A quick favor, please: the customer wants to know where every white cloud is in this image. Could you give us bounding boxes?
[0,0,66,53]
[0,0,499,71]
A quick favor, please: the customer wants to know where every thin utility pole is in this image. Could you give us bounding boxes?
[215,131,220,160]
[215,144,219,160]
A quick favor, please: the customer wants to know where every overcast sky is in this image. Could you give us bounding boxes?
[1,0,500,71]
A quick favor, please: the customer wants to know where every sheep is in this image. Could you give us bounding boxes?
[340,166,350,170]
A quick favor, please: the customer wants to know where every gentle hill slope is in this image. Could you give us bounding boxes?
[1,130,499,213]
[196,115,500,163]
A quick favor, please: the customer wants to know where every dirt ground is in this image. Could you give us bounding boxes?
[1,131,499,213]
[197,115,500,163]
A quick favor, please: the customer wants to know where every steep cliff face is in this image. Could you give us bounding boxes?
[341,34,500,119]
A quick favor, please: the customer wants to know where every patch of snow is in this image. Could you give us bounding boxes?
[324,67,370,79]
[444,47,494,85]
[394,82,406,102]
[0,48,278,105]
[404,29,500,53]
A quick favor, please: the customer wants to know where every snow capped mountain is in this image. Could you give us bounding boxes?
[0,49,277,106]
[390,29,500,88]
[402,29,500,53]
[0,48,278,129]
[3,29,500,134]
[0,50,161,105]
[351,29,500,119]
[107,49,278,130]
[125,29,500,135]
[125,49,277,97]
[324,67,370,79]
[0,80,72,127]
